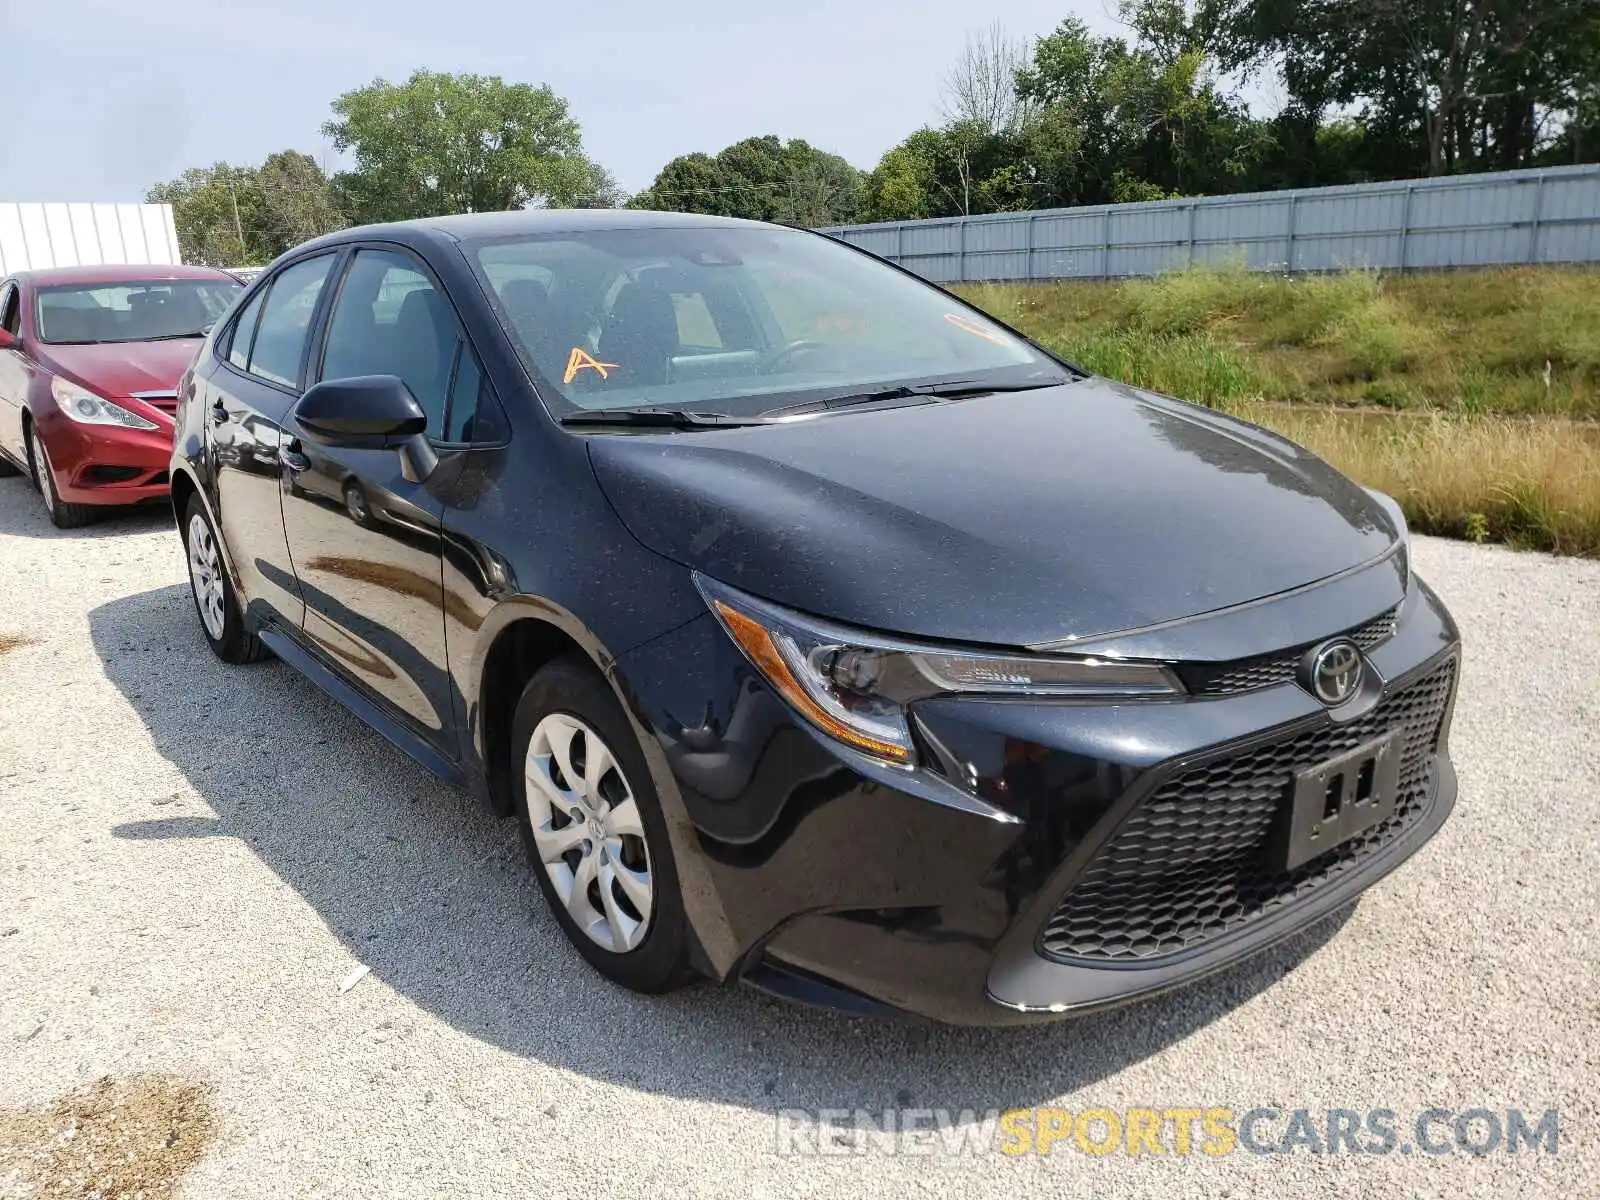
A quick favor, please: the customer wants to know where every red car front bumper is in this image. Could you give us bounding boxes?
[35,408,173,507]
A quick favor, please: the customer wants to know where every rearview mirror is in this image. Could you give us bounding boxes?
[293,375,437,482]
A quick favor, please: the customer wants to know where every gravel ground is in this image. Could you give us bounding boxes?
[0,473,1596,1199]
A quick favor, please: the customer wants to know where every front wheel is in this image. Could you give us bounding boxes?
[27,424,95,529]
[183,496,268,665]
[512,656,693,993]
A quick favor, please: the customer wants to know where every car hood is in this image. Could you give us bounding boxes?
[587,379,1399,648]
[41,339,201,398]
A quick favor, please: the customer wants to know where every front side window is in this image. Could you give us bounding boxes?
[321,248,496,441]
[34,280,240,345]
[471,226,1070,418]
[245,256,334,388]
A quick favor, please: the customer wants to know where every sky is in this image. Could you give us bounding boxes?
[0,0,1120,204]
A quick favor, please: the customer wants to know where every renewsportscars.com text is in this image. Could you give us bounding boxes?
[774,1106,1560,1158]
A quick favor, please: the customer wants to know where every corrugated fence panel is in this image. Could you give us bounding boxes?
[820,165,1600,282]
[0,202,180,276]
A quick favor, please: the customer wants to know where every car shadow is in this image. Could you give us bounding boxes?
[0,475,174,539]
[90,583,1354,1116]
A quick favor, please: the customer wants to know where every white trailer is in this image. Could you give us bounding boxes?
[0,202,182,274]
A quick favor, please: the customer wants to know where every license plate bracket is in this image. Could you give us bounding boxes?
[1268,732,1403,872]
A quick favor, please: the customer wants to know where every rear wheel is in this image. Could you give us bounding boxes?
[183,496,268,664]
[512,656,693,993]
[26,424,95,529]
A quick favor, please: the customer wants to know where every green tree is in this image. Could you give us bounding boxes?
[629,136,865,225]
[148,154,343,266]
[323,70,615,223]
[253,151,346,252]
[147,163,260,267]
[1220,0,1600,175]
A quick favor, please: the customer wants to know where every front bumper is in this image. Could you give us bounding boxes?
[37,409,173,506]
[615,572,1461,1026]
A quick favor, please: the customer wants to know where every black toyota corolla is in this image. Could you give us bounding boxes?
[170,210,1459,1024]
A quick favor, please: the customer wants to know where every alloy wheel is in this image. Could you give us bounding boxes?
[187,513,227,640]
[28,429,55,515]
[524,712,654,952]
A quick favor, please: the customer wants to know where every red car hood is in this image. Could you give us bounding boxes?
[42,339,202,398]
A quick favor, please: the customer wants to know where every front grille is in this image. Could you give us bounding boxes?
[130,389,179,413]
[1039,656,1456,963]
[1179,608,1398,697]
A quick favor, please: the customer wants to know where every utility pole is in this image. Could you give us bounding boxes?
[227,172,245,257]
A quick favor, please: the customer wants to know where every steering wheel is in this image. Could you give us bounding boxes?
[760,339,827,374]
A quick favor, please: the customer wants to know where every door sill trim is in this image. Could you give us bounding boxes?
[257,625,466,788]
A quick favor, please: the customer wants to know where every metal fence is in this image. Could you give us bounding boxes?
[0,202,182,276]
[821,164,1600,283]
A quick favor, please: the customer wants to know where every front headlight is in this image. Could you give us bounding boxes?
[695,575,1183,766]
[49,377,158,430]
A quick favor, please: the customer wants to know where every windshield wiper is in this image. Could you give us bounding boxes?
[142,331,209,341]
[762,377,1069,419]
[560,408,768,430]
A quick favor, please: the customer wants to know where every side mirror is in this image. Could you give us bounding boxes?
[0,329,16,351]
[294,375,427,444]
[292,375,436,482]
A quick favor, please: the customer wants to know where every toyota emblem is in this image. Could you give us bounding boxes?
[1304,639,1365,707]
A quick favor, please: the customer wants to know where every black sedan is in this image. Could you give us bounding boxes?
[169,211,1459,1024]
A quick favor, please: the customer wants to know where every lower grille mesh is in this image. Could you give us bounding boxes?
[1039,657,1456,963]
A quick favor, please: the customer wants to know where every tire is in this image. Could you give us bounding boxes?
[512,655,693,993]
[182,496,268,665]
[26,423,96,529]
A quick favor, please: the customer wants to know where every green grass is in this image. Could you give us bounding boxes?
[958,265,1600,417]
[956,267,1600,556]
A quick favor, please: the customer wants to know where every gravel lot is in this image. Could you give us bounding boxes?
[1,474,1596,1199]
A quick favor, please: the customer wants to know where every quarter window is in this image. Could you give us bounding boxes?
[246,256,335,388]
[226,288,267,371]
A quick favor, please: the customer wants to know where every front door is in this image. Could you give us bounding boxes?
[204,255,338,631]
[0,282,28,465]
[279,247,467,757]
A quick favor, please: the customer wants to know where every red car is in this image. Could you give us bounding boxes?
[0,265,243,527]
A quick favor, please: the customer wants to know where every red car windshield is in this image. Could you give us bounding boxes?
[35,280,241,345]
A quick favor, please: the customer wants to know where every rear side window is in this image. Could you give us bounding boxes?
[245,255,335,388]
[226,289,267,371]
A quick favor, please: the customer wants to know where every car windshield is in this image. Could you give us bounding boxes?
[469,226,1073,418]
[35,280,242,345]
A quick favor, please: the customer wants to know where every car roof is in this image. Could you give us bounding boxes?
[13,263,240,287]
[319,208,782,247]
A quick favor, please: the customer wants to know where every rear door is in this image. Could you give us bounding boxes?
[278,245,469,757]
[203,253,339,630]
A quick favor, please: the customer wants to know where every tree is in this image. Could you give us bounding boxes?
[253,151,346,251]
[324,70,614,223]
[147,163,258,267]
[940,21,1034,134]
[629,136,865,225]
[1221,0,1600,176]
[147,153,343,266]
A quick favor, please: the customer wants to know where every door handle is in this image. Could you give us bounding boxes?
[279,439,309,473]
[209,400,228,426]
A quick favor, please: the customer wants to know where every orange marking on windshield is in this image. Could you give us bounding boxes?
[563,347,620,384]
[943,312,1013,347]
